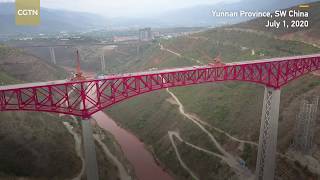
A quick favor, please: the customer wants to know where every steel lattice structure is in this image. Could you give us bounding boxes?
[0,54,319,118]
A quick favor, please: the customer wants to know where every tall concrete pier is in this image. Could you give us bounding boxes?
[82,119,99,180]
[49,47,56,64]
[293,97,319,154]
[255,87,281,180]
[101,54,106,72]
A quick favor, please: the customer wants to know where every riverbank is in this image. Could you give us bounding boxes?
[93,111,174,180]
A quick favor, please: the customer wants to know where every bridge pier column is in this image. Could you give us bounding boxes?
[255,86,281,180]
[82,119,99,180]
[101,54,106,72]
[49,47,56,65]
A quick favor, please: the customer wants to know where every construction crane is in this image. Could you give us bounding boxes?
[202,52,225,67]
[71,49,86,81]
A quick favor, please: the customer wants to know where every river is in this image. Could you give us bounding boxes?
[92,111,173,180]
[63,65,173,180]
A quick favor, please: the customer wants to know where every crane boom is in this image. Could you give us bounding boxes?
[71,49,86,81]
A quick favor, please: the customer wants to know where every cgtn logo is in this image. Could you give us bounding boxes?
[15,0,40,25]
[17,9,39,16]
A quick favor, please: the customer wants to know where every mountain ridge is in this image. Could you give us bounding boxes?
[0,3,108,34]
[231,1,320,46]
[0,0,318,34]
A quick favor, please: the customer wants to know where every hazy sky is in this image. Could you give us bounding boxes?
[1,0,239,17]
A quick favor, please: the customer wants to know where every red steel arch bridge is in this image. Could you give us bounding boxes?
[0,53,319,180]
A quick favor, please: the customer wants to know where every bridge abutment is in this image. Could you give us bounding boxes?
[82,119,99,180]
[255,86,281,180]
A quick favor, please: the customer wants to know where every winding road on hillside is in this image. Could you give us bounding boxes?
[166,84,308,179]
[63,118,86,180]
[168,131,200,180]
[168,131,255,179]
[60,90,86,180]
[157,46,256,178]
[166,88,254,180]
[159,43,182,57]
[159,43,203,65]
[63,115,132,180]
[94,134,132,180]
[159,42,303,163]
[63,88,132,180]
[87,86,173,180]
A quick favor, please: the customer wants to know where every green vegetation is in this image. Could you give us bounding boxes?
[103,27,320,179]
[177,140,236,180]
[0,46,81,179]
[241,144,257,169]
[99,127,137,179]
[233,1,320,46]
[0,45,67,82]
[1,11,319,178]
[164,29,319,62]
[0,71,20,85]
[95,141,121,180]
[0,112,81,179]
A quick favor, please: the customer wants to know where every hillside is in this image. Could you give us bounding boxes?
[0,0,317,32]
[235,1,320,44]
[0,45,126,179]
[92,27,320,179]
[0,46,81,179]
[0,45,67,82]
[98,0,317,27]
[4,1,319,178]
[151,0,317,27]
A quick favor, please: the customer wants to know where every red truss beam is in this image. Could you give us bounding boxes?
[0,54,319,118]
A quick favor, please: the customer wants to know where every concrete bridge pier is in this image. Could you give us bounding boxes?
[101,54,106,72]
[49,47,56,65]
[255,86,281,180]
[137,44,140,55]
[82,119,99,180]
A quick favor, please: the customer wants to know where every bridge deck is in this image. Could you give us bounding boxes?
[0,53,319,91]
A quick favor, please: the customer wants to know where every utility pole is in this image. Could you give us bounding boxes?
[255,87,281,180]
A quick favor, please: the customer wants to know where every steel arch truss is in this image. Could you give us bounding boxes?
[0,54,319,118]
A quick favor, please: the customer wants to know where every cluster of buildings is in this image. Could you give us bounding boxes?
[138,28,153,42]
[112,27,153,43]
[112,27,196,43]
